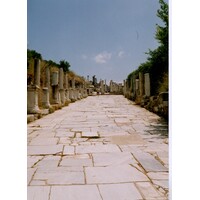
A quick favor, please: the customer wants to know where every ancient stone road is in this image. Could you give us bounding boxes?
[27,95,169,200]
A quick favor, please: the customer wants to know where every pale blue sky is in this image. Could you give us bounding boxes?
[28,0,166,83]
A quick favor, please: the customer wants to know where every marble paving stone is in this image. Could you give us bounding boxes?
[136,182,165,199]
[76,144,121,154]
[92,152,137,167]
[27,156,43,168]
[50,185,102,200]
[63,145,75,155]
[85,164,148,184]
[34,167,85,185]
[27,186,50,200]
[29,138,58,146]
[55,130,75,137]
[30,180,46,186]
[60,154,93,167]
[99,183,142,200]
[58,137,71,144]
[133,151,168,172]
[27,145,63,155]
[27,168,36,185]
[34,155,61,168]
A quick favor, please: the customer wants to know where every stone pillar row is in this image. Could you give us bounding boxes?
[27,59,88,114]
[123,72,150,100]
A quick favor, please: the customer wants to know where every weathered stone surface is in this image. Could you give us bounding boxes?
[136,182,165,199]
[29,138,58,146]
[27,168,36,185]
[60,154,93,167]
[76,144,121,154]
[34,167,85,185]
[99,183,142,200]
[133,151,168,172]
[63,145,74,155]
[92,152,137,167]
[85,165,148,184]
[27,145,63,155]
[27,186,50,200]
[27,156,43,168]
[34,155,61,168]
[147,172,168,180]
[50,185,102,200]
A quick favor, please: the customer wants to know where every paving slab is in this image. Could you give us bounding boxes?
[136,181,165,199]
[133,150,168,172]
[81,131,100,138]
[99,183,143,200]
[60,154,93,167]
[27,156,43,168]
[27,168,36,185]
[85,164,148,184]
[34,167,85,185]
[92,152,138,167]
[63,145,75,155]
[34,155,61,168]
[29,138,58,146]
[76,144,121,154]
[27,145,63,155]
[27,186,50,200]
[50,185,102,200]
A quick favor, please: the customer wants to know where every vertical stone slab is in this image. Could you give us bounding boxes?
[51,71,60,104]
[110,80,113,93]
[42,66,51,108]
[144,73,151,97]
[59,68,65,105]
[64,73,70,102]
[27,59,41,114]
[139,72,144,96]
[135,79,139,97]
[34,59,40,87]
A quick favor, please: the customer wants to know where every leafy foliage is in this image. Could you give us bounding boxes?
[127,0,168,95]
[59,60,71,73]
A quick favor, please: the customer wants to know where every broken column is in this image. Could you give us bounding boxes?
[51,71,61,104]
[27,59,41,114]
[59,68,65,106]
[42,66,51,108]
[144,73,151,97]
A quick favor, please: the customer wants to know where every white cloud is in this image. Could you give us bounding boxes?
[94,52,112,64]
[118,51,125,58]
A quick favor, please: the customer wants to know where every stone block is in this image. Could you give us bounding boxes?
[28,186,50,200]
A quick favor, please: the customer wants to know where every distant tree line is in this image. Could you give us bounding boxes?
[128,0,168,95]
[27,49,71,73]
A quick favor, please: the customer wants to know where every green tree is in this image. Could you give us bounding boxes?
[59,60,71,73]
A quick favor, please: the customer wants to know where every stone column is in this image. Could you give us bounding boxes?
[64,73,70,102]
[139,72,144,96]
[27,59,41,114]
[59,68,65,106]
[144,73,151,97]
[123,80,126,96]
[110,80,113,93]
[42,66,51,108]
[51,71,61,104]
[135,79,139,97]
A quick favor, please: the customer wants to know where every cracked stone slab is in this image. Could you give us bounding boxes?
[27,168,36,185]
[29,138,58,146]
[133,151,168,172]
[50,185,102,200]
[34,155,61,168]
[92,152,137,167]
[76,144,121,154]
[34,167,85,185]
[27,156,43,168]
[136,181,166,199]
[99,183,142,200]
[85,164,148,184]
[27,145,63,155]
[63,145,75,155]
[28,186,50,200]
